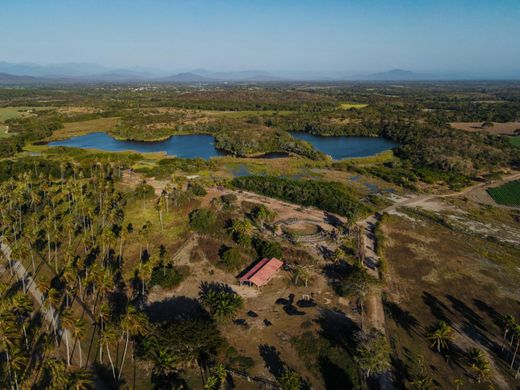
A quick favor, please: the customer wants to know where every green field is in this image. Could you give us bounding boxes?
[508,136,520,148]
[487,180,520,207]
[0,106,50,122]
[338,102,368,110]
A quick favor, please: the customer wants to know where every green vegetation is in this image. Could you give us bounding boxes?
[219,247,247,271]
[2,82,520,389]
[508,136,520,148]
[339,103,368,110]
[232,175,369,220]
[292,331,361,388]
[189,208,218,233]
[150,264,190,289]
[198,282,244,321]
[0,106,51,121]
[487,180,520,206]
[214,125,324,159]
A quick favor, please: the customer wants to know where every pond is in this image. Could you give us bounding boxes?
[289,132,397,159]
[49,132,224,159]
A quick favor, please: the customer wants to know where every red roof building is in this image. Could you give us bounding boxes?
[239,257,284,287]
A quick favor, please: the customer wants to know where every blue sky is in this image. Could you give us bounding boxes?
[1,0,519,74]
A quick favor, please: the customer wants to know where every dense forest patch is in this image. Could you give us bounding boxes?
[232,175,368,220]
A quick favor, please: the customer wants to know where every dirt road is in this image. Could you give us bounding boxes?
[0,239,71,352]
[357,170,520,390]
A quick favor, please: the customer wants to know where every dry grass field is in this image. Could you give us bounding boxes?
[451,121,520,135]
[381,211,520,388]
[47,117,119,141]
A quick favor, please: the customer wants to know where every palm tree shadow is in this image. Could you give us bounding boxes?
[259,344,285,378]
[383,300,421,336]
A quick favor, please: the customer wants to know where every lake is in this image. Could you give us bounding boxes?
[290,132,396,159]
[49,132,224,159]
[49,131,396,160]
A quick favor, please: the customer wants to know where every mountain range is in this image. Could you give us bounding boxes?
[0,62,519,84]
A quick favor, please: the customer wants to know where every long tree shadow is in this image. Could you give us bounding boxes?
[319,356,356,390]
[259,344,285,378]
[146,296,208,324]
[473,298,503,330]
[445,294,499,353]
[383,300,421,336]
[422,291,453,324]
[315,308,359,354]
[445,295,484,331]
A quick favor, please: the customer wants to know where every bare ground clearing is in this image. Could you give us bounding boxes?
[451,121,520,135]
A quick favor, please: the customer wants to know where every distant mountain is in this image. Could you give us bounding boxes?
[207,70,283,81]
[157,72,216,83]
[0,72,51,84]
[355,69,427,81]
[0,62,109,77]
[1,61,518,84]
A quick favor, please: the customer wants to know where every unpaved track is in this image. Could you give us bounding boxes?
[357,170,520,390]
[0,240,71,351]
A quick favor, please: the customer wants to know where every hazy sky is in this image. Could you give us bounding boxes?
[1,0,519,73]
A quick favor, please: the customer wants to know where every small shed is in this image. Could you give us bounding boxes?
[239,257,284,287]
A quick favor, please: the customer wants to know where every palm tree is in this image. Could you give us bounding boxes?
[99,325,117,381]
[510,324,520,370]
[60,309,74,366]
[0,317,18,389]
[502,315,517,350]
[454,378,464,390]
[152,348,178,384]
[69,367,93,390]
[292,265,312,287]
[230,218,252,236]
[332,247,345,263]
[71,319,86,368]
[468,348,491,383]
[354,328,391,380]
[426,320,452,353]
[118,306,149,380]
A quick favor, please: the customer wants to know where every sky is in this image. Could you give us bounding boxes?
[1,0,520,75]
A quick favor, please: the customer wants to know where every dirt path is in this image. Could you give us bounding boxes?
[0,239,71,350]
[356,170,520,390]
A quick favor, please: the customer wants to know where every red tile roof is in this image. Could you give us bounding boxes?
[239,257,284,287]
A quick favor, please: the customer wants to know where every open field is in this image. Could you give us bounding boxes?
[0,106,51,122]
[381,212,520,388]
[487,180,520,207]
[47,117,119,141]
[339,103,368,110]
[451,121,520,135]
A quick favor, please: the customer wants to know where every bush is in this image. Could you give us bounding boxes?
[188,182,207,196]
[221,193,237,204]
[189,208,217,234]
[150,265,190,289]
[219,247,247,271]
[254,238,283,259]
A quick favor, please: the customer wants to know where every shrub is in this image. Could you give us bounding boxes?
[254,238,283,259]
[189,208,217,234]
[221,193,237,204]
[150,265,190,289]
[219,247,247,271]
[188,182,207,196]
